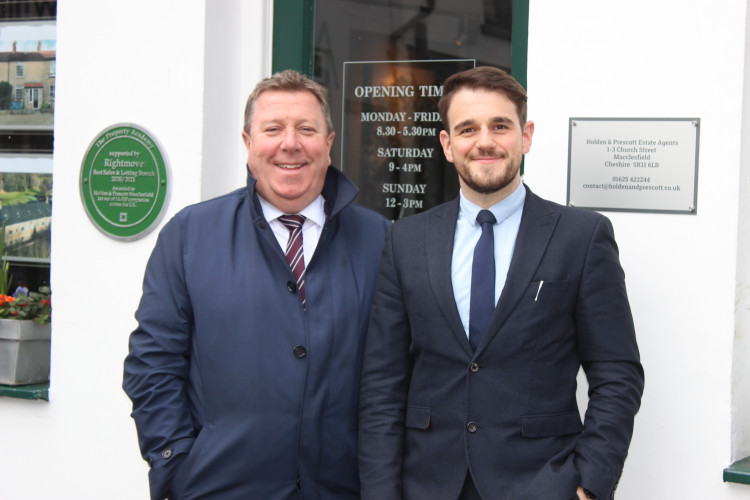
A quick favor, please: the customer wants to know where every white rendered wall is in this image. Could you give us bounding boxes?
[202,0,272,200]
[524,0,749,498]
[1,1,750,499]
[733,0,750,464]
[0,1,268,499]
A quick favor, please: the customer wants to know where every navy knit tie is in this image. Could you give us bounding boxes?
[469,210,496,350]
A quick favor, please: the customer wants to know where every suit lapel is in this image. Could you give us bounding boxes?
[426,199,474,355]
[476,186,560,353]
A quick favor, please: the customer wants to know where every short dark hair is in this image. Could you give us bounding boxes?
[243,70,334,134]
[438,66,527,132]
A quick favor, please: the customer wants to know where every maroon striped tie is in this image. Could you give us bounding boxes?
[279,214,306,306]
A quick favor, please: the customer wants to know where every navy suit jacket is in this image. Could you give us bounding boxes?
[359,185,644,500]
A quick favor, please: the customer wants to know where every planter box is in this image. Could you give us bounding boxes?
[0,319,51,385]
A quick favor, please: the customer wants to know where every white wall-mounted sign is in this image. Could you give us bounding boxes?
[567,118,699,214]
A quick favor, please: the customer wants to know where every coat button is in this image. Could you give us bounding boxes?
[470,362,480,373]
[467,422,478,433]
[287,281,297,293]
[161,448,173,459]
[293,345,307,358]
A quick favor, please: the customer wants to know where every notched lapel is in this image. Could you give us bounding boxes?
[425,200,473,355]
[476,188,561,353]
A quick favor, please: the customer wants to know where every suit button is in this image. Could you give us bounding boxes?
[293,345,307,358]
[467,422,478,433]
[470,362,479,373]
[287,281,297,293]
[161,448,173,459]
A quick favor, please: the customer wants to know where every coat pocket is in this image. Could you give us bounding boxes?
[404,405,431,430]
[169,431,207,498]
[521,410,582,438]
[528,279,569,302]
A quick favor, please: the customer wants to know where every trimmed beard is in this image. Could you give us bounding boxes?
[455,152,521,195]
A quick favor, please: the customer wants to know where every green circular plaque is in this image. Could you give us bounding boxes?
[80,124,170,240]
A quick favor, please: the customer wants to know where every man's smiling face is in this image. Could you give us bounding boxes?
[243,90,334,213]
[439,88,533,208]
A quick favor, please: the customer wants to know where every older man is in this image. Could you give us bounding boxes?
[124,70,389,500]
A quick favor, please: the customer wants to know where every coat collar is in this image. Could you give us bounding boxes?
[425,199,467,353]
[245,165,360,219]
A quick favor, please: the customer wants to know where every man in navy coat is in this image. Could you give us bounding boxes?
[358,66,644,500]
[123,70,389,500]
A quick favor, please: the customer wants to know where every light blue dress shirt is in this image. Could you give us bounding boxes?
[451,182,526,338]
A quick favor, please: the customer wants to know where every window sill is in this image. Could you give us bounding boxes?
[0,383,48,401]
[724,457,750,485]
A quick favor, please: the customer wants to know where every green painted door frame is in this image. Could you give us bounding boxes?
[272,0,315,76]
[271,0,529,85]
[510,0,529,89]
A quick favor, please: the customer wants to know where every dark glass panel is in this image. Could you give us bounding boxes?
[314,0,512,218]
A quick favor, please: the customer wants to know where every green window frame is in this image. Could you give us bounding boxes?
[272,0,529,87]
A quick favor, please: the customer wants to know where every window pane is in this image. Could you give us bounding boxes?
[314,0,513,218]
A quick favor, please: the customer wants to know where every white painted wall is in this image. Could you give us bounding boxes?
[524,0,750,498]
[1,0,750,499]
[202,0,272,200]
[735,0,750,472]
[0,1,268,499]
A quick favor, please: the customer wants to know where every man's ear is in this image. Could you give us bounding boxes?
[439,129,454,163]
[522,120,534,155]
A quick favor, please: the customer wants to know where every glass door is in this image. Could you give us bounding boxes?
[273,0,528,219]
[29,87,40,109]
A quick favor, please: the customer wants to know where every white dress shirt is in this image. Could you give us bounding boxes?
[258,194,326,266]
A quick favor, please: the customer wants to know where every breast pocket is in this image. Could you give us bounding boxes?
[515,280,573,333]
[529,280,569,304]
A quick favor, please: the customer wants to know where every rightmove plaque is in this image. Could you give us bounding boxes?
[341,59,475,220]
[567,118,700,214]
[79,123,170,240]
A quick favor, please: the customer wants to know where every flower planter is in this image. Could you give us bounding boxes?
[0,319,50,385]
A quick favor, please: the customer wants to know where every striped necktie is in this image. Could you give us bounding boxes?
[278,214,306,306]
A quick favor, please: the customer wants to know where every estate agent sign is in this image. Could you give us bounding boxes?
[567,118,700,214]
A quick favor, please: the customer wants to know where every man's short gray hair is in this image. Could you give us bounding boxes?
[243,70,334,135]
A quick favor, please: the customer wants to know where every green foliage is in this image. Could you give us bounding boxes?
[0,221,51,324]
[2,172,30,193]
[0,286,51,324]
[0,208,52,325]
[0,190,38,205]
[0,221,11,296]
[0,173,52,203]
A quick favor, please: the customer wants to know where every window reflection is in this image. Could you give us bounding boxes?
[315,0,513,159]
[313,0,513,219]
